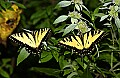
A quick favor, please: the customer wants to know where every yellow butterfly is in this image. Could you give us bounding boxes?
[9,28,51,54]
[59,30,105,56]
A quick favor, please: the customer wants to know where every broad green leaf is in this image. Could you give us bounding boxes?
[63,24,77,36]
[30,67,61,78]
[100,15,109,21]
[41,51,53,63]
[115,17,120,28]
[67,72,78,78]
[0,68,10,78]
[53,15,68,24]
[17,48,30,66]
[57,1,71,7]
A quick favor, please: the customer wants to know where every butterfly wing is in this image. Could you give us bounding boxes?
[34,28,50,48]
[83,30,104,49]
[59,35,84,51]
[59,30,105,56]
[9,28,51,53]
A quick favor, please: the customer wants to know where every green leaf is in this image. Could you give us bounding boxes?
[41,51,53,63]
[94,13,105,17]
[100,15,109,21]
[2,59,11,65]
[67,72,78,78]
[53,15,68,24]
[98,53,118,64]
[81,67,93,78]
[63,69,72,76]
[57,1,71,7]
[14,2,26,9]
[0,1,6,9]
[75,58,84,68]
[116,73,120,78]
[64,51,71,55]
[75,4,80,12]
[52,50,59,62]
[63,24,77,36]
[59,55,69,69]
[30,10,46,20]
[0,68,10,78]
[115,17,120,28]
[30,67,61,78]
[17,48,30,66]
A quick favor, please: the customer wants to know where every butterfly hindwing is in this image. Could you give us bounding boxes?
[59,30,105,56]
[9,28,51,54]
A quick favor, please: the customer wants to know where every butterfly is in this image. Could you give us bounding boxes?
[59,30,106,56]
[9,28,51,54]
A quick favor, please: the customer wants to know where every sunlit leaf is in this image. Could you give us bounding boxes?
[103,2,112,6]
[75,4,80,12]
[63,24,77,36]
[115,17,120,28]
[53,15,68,24]
[100,15,109,21]
[57,1,71,7]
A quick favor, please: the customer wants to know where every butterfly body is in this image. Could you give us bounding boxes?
[59,30,106,56]
[9,28,51,54]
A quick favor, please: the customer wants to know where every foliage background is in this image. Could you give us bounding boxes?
[1,0,120,78]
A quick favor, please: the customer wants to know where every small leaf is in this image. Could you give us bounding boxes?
[57,1,71,7]
[63,24,77,36]
[52,50,59,62]
[94,13,105,17]
[82,5,90,13]
[41,51,53,63]
[115,17,120,28]
[0,68,10,78]
[67,72,78,78]
[100,15,109,21]
[17,48,30,65]
[103,2,112,6]
[53,15,68,24]
[63,69,72,76]
[75,4,80,12]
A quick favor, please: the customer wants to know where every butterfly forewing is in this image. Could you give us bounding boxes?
[35,28,50,48]
[59,35,84,50]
